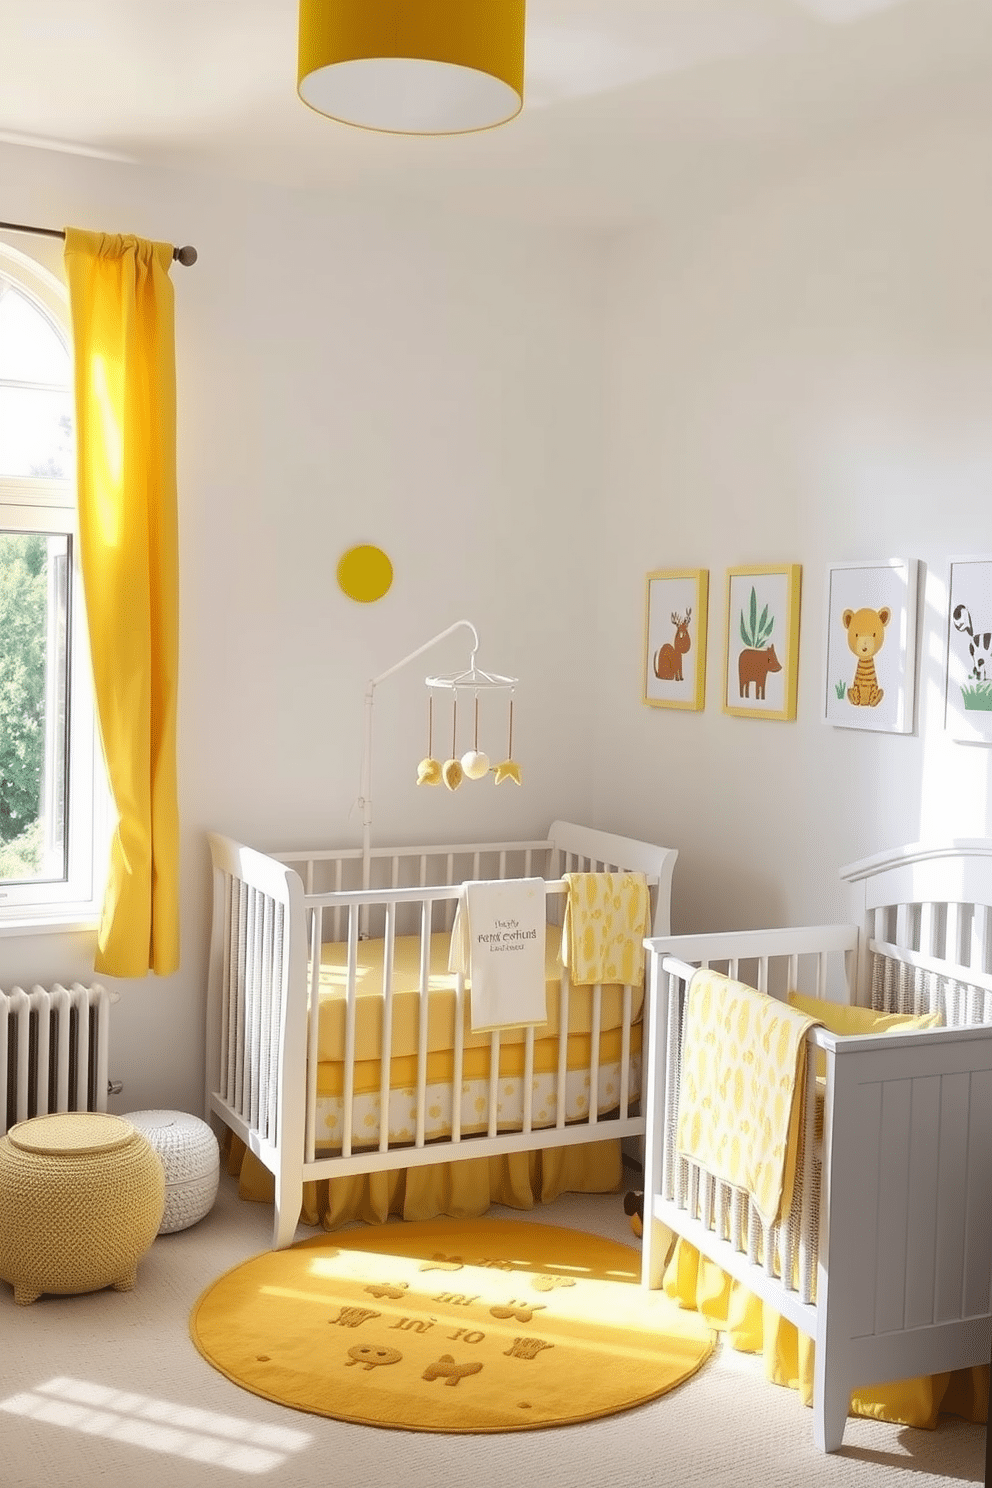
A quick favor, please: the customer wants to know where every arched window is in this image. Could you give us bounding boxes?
[0,243,104,924]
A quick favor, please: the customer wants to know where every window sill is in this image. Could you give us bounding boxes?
[0,909,100,937]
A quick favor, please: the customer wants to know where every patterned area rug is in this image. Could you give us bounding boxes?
[190,1217,714,1432]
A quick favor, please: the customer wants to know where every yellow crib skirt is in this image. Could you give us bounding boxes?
[664,1238,988,1430]
[226,1134,624,1231]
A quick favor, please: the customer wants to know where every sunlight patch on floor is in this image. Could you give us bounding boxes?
[0,1377,313,1474]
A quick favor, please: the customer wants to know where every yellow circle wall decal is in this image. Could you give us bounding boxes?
[337,545,393,603]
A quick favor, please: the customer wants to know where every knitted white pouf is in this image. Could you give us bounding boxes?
[125,1110,220,1234]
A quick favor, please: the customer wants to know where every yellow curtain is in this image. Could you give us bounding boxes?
[63,229,180,977]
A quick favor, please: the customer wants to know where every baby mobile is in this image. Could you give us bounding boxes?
[357,618,521,894]
[417,671,520,790]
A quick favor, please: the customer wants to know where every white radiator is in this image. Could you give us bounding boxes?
[0,983,115,1137]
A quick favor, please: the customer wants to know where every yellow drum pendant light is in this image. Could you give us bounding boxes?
[298,0,526,135]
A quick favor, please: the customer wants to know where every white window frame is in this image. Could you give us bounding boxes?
[0,243,109,933]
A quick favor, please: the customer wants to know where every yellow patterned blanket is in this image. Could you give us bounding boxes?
[560,871,649,987]
[676,969,821,1227]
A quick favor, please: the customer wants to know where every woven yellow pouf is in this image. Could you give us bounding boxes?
[0,1112,165,1305]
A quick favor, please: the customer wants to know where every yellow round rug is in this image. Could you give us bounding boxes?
[190,1218,714,1433]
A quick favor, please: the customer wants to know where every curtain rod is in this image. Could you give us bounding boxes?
[0,219,197,265]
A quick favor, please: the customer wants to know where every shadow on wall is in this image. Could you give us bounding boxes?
[672,856,788,936]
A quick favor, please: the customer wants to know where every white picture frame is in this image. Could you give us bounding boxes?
[944,556,992,744]
[823,559,919,734]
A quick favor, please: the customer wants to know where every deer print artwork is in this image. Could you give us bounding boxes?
[654,609,692,682]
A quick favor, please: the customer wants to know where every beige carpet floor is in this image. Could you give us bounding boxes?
[0,1164,984,1488]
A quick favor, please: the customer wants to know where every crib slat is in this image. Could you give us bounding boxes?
[816,950,828,999]
[797,1047,818,1304]
[487,1032,501,1139]
[452,970,465,1144]
[264,901,284,1144]
[246,887,262,1126]
[305,906,322,1161]
[234,883,250,1115]
[378,904,397,1154]
[242,880,261,1118]
[522,1027,535,1134]
[945,903,963,974]
[619,983,632,1119]
[341,903,360,1158]
[556,965,571,1128]
[414,899,432,1147]
[255,892,274,1134]
[661,971,679,1202]
[588,984,602,1127]
[730,1189,744,1251]
[221,873,236,1105]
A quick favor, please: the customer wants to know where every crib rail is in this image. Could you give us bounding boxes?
[279,838,557,939]
[277,821,673,938]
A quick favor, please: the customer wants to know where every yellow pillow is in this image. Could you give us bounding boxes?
[787,991,943,1077]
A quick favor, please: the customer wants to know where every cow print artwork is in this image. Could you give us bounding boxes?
[953,605,992,681]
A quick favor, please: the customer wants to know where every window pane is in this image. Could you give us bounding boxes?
[0,531,69,885]
[0,386,75,478]
[0,285,71,383]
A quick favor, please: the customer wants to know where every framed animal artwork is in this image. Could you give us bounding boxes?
[643,568,708,710]
[723,565,801,721]
[944,556,992,744]
[823,559,919,734]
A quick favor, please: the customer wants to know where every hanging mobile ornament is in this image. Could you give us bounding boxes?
[441,690,464,790]
[460,692,490,780]
[416,691,442,785]
[493,693,521,785]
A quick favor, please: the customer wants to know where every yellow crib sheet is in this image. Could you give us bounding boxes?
[312,931,643,1062]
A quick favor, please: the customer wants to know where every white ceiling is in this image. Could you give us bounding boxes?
[2,0,991,233]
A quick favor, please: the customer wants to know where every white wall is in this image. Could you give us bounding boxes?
[598,113,992,934]
[0,143,605,1114]
[7,102,992,1112]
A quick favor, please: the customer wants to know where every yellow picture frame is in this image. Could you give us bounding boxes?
[723,564,802,721]
[643,568,709,710]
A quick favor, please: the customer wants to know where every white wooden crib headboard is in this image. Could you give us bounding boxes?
[842,838,992,1021]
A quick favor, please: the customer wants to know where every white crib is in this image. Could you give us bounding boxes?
[206,820,677,1250]
[640,838,992,1452]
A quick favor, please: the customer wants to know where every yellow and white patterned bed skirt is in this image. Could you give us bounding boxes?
[312,1025,641,1150]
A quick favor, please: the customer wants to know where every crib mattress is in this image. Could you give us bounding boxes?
[312,931,644,1064]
